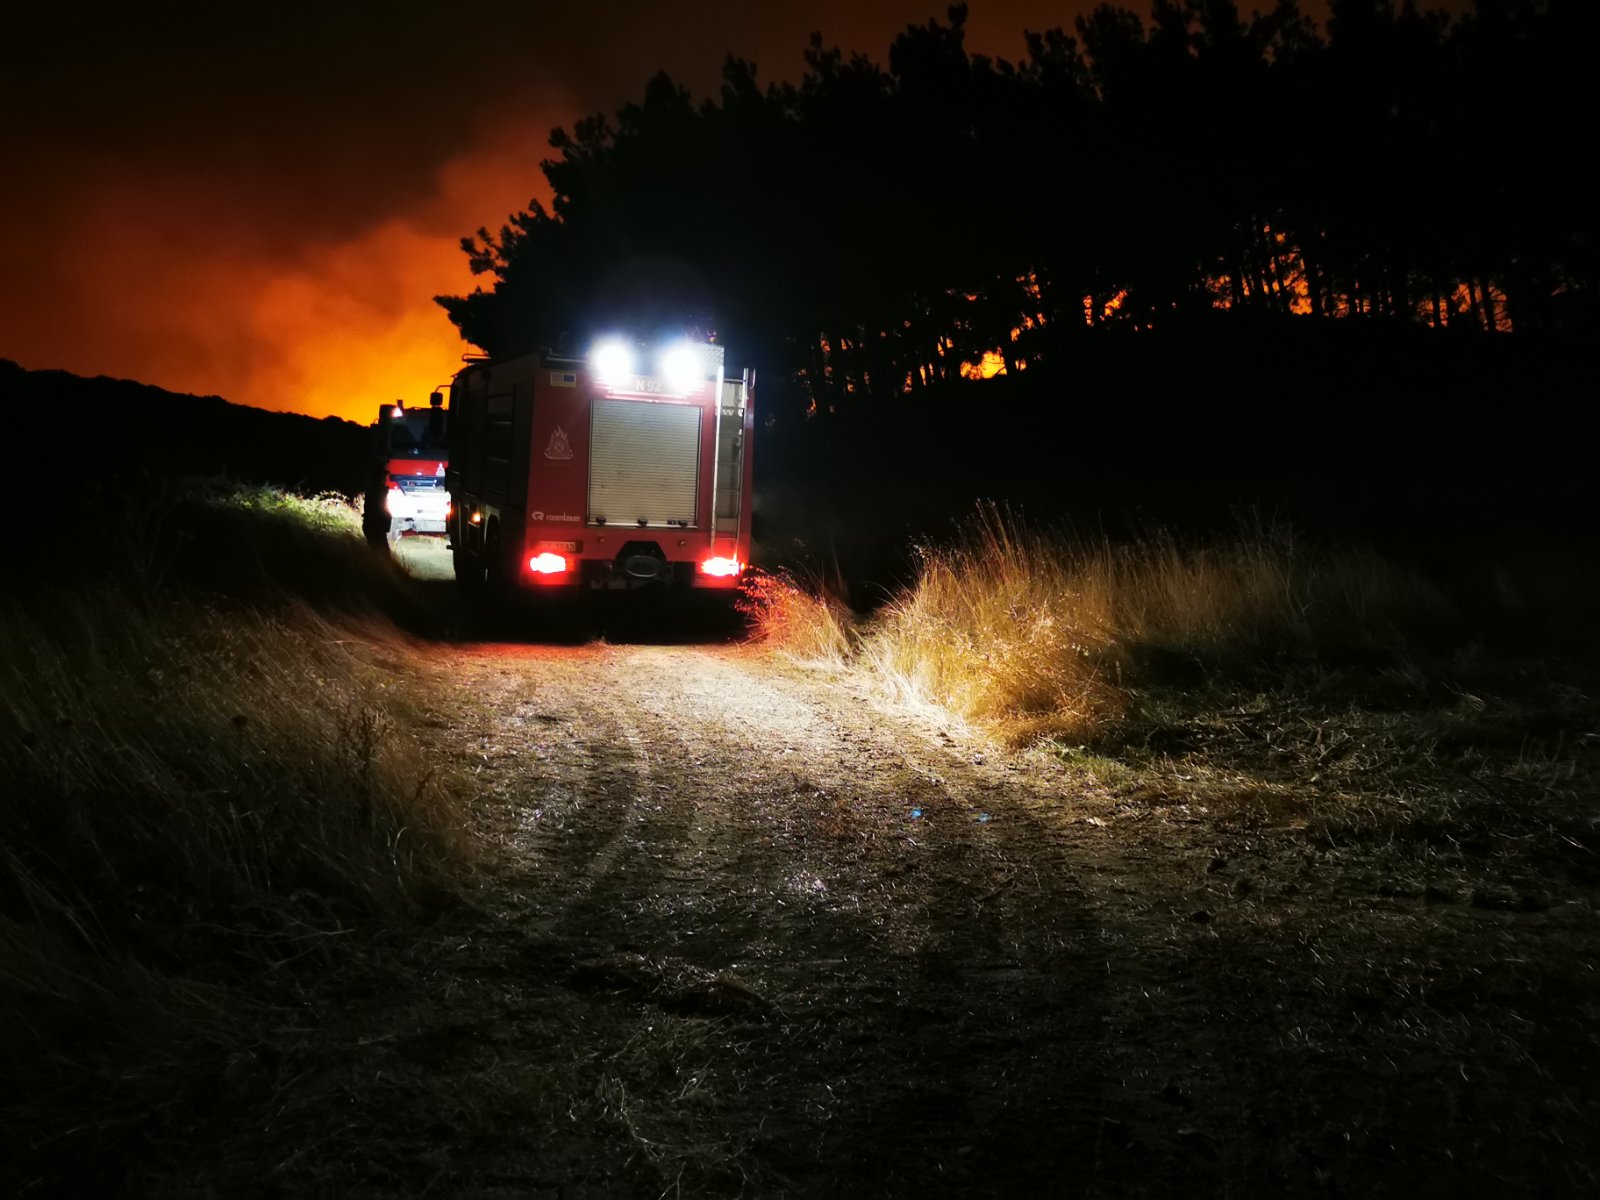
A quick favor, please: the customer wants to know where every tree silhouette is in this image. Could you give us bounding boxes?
[437,1,1597,423]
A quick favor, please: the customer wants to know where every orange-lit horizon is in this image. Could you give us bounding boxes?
[1,1,1476,423]
[3,113,558,425]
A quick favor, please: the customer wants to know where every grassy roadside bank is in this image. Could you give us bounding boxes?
[746,505,1600,878]
[1,484,472,1193]
[6,481,1595,1195]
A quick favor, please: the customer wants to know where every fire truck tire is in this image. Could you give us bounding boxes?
[483,531,506,593]
[453,546,484,590]
[479,530,514,626]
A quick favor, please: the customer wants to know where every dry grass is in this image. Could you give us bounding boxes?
[0,480,470,1190]
[756,504,1599,867]
[165,484,428,620]
[852,504,1452,745]
[736,566,858,665]
[743,507,1598,863]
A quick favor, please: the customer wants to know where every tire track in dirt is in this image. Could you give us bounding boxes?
[449,642,1131,1194]
[434,645,654,928]
[190,621,1600,1198]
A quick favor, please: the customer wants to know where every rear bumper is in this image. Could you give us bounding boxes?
[517,528,745,591]
[575,559,742,590]
[387,490,449,537]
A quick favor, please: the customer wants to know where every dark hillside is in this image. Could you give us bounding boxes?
[3,358,372,497]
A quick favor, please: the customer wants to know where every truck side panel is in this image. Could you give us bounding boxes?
[483,372,513,503]
[714,379,748,537]
[526,367,590,528]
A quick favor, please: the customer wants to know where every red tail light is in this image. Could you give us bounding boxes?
[528,552,569,575]
[700,556,742,577]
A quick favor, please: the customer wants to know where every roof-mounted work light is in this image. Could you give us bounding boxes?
[590,338,635,386]
[659,342,706,393]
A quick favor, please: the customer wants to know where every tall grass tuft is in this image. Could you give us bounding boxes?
[737,567,858,665]
[0,479,468,1188]
[857,504,1452,744]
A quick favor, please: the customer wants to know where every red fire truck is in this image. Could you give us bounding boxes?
[362,393,450,547]
[444,338,753,597]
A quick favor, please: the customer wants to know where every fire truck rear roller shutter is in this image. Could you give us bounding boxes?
[589,399,701,528]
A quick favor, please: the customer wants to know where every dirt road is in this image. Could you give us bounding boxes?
[194,612,1590,1199]
[433,640,1120,1195]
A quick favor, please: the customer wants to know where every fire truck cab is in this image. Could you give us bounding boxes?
[362,394,449,547]
[445,338,753,598]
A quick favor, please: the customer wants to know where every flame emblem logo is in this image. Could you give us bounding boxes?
[544,426,574,460]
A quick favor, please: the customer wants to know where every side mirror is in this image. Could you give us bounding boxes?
[429,390,444,408]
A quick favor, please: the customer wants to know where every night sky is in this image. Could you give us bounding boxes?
[2,1,1475,423]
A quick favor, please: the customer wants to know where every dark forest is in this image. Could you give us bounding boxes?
[440,0,1595,427]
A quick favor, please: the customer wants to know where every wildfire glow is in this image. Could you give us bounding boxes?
[1083,290,1129,326]
[2,113,560,423]
[959,350,1007,380]
[1202,223,1512,332]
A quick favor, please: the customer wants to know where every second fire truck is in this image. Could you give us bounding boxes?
[444,337,753,598]
[362,392,449,547]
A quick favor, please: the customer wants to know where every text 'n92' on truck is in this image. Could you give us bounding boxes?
[445,337,753,599]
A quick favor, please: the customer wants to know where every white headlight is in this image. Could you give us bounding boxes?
[590,338,635,384]
[659,342,703,393]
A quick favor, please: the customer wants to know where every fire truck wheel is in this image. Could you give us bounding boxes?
[483,531,506,592]
[452,546,484,590]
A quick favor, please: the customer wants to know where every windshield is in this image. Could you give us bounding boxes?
[388,411,447,456]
